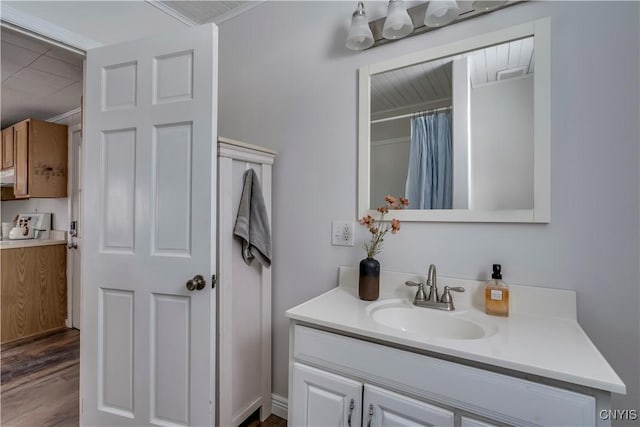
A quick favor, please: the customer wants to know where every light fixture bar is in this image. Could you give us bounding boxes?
[368,0,525,48]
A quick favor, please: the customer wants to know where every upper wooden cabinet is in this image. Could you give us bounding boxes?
[2,127,15,170]
[3,119,68,199]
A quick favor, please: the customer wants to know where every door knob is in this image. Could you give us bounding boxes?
[186,274,206,291]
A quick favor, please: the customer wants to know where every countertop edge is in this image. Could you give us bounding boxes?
[0,239,67,249]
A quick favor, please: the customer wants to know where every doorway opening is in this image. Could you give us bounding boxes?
[1,25,84,424]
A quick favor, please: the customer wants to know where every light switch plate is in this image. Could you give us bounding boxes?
[332,221,354,246]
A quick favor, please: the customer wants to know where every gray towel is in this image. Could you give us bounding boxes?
[233,169,272,268]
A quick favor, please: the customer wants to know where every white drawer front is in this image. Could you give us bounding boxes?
[294,325,596,426]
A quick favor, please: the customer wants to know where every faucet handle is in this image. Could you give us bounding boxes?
[440,286,465,303]
[405,281,427,302]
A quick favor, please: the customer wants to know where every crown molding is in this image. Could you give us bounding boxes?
[144,1,267,27]
[0,4,99,52]
[213,1,267,24]
[47,107,82,124]
[144,1,198,27]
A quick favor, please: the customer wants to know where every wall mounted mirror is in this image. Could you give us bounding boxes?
[358,19,550,222]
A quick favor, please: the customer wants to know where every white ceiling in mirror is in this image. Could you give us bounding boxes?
[370,38,534,121]
[358,19,550,223]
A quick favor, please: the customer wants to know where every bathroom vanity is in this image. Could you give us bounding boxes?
[286,267,625,427]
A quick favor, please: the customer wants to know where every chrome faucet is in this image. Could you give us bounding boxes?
[405,264,465,311]
[426,264,438,302]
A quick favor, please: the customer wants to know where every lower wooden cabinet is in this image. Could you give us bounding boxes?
[1,244,67,343]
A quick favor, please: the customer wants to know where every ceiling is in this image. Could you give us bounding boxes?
[371,37,535,120]
[1,27,84,128]
[0,1,258,129]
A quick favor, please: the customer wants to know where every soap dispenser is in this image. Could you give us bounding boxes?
[485,264,509,317]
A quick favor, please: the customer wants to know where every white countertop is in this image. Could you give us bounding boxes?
[286,266,626,394]
[0,230,67,250]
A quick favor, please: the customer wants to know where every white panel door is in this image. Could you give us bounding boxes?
[81,24,217,426]
[69,124,83,329]
[291,363,362,427]
[363,384,454,427]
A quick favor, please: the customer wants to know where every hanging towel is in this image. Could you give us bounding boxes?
[233,169,272,268]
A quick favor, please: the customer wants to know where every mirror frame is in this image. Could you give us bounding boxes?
[358,18,550,223]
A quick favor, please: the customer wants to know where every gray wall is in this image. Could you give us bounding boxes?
[218,1,640,416]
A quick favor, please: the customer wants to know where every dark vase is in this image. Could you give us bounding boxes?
[359,257,380,301]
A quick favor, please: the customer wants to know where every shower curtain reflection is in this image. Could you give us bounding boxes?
[405,110,453,209]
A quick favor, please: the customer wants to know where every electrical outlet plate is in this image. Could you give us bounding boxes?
[332,221,354,246]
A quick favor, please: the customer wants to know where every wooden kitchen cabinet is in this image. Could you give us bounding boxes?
[1,244,67,344]
[4,118,67,199]
[2,126,15,170]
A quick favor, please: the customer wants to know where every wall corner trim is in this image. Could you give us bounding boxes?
[271,393,288,420]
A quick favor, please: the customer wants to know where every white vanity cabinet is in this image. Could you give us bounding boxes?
[291,363,455,427]
[291,363,362,427]
[364,385,455,426]
[289,324,603,427]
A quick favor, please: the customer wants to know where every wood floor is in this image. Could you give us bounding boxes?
[1,328,80,426]
[0,328,286,426]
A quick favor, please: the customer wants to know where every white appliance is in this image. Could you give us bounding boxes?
[0,168,15,186]
[8,213,52,240]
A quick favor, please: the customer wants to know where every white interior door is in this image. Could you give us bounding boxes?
[69,123,82,329]
[81,24,218,426]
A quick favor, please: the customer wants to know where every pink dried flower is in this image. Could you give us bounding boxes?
[391,218,400,234]
[385,195,399,208]
[360,195,409,258]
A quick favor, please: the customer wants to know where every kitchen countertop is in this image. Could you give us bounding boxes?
[286,266,626,394]
[0,230,67,250]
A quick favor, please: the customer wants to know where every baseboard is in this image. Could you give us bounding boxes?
[271,393,288,420]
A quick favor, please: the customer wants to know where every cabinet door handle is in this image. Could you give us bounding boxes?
[367,404,374,427]
[347,398,354,427]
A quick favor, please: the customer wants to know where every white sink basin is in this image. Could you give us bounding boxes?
[367,300,493,340]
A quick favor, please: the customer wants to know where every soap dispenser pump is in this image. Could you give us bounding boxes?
[485,264,509,317]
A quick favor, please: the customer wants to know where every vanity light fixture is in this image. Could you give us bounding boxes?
[346,1,375,51]
[424,0,460,27]
[345,0,524,51]
[472,0,508,11]
[382,0,414,40]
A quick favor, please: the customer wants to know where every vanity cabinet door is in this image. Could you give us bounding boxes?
[460,416,500,427]
[363,384,454,427]
[291,363,362,427]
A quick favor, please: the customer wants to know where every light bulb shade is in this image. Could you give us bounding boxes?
[346,14,374,50]
[424,0,460,27]
[472,0,508,11]
[382,0,414,40]
[346,7,374,50]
